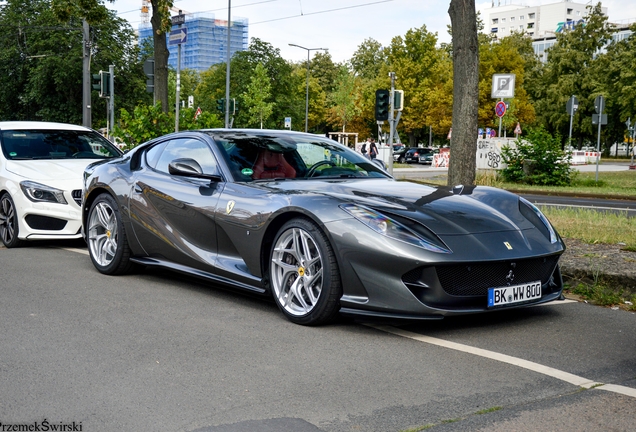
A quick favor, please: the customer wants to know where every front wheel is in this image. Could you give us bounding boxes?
[269,218,342,325]
[87,193,134,275]
[0,193,24,248]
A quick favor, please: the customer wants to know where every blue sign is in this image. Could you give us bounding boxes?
[169,28,188,45]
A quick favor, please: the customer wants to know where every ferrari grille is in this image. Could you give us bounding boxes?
[72,189,82,206]
[435,255,560,297]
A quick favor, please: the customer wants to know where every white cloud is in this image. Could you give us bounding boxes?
[107,0,636,63]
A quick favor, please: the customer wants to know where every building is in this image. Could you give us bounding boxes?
[485,0,607,40]
[138,13,249,72]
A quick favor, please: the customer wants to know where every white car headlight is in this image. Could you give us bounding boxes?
[20,181,68,205]
[341,204,451,253]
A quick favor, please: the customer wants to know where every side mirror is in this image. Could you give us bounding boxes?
[371,158,387,171]
[168,158,223,182]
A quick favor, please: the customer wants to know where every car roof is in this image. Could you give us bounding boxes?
[0,121,90,131]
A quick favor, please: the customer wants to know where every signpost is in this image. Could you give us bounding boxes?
[566,95,578,148]
[492,74,515,138]
[593,95,605,182]
[170,12,187,132]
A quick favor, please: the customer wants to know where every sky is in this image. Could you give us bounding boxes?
[105,0,636,64]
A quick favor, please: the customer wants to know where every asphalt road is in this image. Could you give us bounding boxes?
[1,242,635,431]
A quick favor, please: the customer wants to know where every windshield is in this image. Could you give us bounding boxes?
[209,131,391,182]
[0,129,122,160]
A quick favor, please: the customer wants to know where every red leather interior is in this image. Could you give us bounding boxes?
[252,150,296,179]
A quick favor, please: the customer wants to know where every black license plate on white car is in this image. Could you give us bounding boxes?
[487,281,541,307]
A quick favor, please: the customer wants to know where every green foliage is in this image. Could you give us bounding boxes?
[501,126,574,186]
[113,103,222,149]
[241,63,274,128]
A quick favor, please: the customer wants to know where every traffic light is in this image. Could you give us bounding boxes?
[394,90,404,111]
[92,71,111,98]
[99,71,111,98]
[216,98,225,112]
[92,74,101,91]
[143,58,154,93]
[229,98,238,115]
[375,89,389,121]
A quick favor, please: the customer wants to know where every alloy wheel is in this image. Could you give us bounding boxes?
[88,201,119,267]
[0,194,19,246]
[271,227,324,317]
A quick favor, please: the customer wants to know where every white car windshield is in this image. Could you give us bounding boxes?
[1,129,121,160]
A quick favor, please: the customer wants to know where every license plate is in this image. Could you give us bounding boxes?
[487,281,541,307]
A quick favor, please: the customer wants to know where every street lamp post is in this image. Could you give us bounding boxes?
[289,44,328,133]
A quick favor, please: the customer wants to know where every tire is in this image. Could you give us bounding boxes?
[0,193,24,248]
[269,218,342,325]
[87,193,135,275]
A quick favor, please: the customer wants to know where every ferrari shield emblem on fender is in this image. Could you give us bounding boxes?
[226,200,235,214]
[504,242,513,250]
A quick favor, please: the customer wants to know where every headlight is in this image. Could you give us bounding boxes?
[340,204,451,253]
[519,197,557,243]
[20,181,68,205]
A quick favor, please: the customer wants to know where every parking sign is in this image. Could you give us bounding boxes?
[491,74,516,98]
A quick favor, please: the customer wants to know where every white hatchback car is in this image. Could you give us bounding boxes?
[0,121,122,248]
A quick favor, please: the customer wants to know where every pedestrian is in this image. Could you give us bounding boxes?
[360,138,369,157]
[369,138,378,160]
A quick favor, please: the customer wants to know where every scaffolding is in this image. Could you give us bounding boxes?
[138,13,249,72]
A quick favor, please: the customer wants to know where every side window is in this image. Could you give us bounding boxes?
[145,141,167,169]
[152,138,218,175]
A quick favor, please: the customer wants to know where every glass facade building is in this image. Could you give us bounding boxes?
[138,13,249,72]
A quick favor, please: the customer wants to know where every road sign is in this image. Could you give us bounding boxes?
[594,95,605,114]
[171,14,186,26]
[566,95,579,115]
[169,28,188,45]
[495,101,507,118]
[514,122,522,135]
[284,117,291,129]
[592,114,607,125]
[491,74,516,98]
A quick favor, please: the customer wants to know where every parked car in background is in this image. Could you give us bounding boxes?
[405,147,428,164]
[82,129,566,325]
[0,121,122,248]
[418,148,438,165]
[393,144,407,163]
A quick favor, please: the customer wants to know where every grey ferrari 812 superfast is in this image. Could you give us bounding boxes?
[82,129,565,325]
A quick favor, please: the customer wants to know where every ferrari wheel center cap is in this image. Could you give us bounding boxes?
[106,230,111,238]
[298,267,305,277]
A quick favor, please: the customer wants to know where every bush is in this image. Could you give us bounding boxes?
[113,103,223,150]
[501,126,574,186]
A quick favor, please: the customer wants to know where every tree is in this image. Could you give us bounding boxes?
[327,66,359,132]
[350,38,387,81]
[150,0,173,114]
[242,63,274,128]
[529,3,612,148]
[382,25,452,146]
[447,0,479,186]
[0,0,142,125]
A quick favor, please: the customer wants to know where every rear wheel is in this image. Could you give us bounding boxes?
[269,218,342,325]
[0,193,24,248]
[87,193,134,275]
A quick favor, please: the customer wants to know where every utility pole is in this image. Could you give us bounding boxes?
[82,20,91,128]
[108,65,114,136]
[388,72,396,175]
[225,1,231,128]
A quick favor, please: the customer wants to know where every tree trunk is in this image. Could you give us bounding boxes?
[151,0,170,114]
[447,0,479,186]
